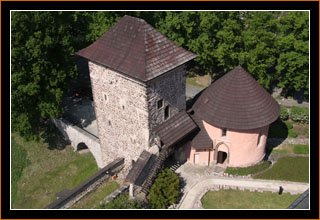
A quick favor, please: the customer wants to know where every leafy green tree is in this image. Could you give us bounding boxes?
[275,11,309,95]
[240,11,280,89]
[148,168,180,209]
[11,12,78,140]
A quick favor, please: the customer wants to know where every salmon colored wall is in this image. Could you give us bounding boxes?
[188,148,213,165]
[200,120,269,167]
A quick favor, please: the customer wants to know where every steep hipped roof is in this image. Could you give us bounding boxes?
[193,66,280,130]
[76,15,197,82]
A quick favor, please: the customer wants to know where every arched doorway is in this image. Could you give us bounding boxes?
[214,142,229,165]
[217,151,227,164]
[77,142,88,151]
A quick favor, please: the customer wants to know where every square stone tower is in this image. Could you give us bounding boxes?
[76,15,197,169]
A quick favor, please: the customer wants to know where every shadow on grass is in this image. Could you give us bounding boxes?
[40,120,70,151]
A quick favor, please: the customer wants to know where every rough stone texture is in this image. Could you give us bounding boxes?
[146,65,186,129]
[51,118,103,168]
[89,61,186,171]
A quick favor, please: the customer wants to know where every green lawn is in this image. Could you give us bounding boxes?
[201,189,300,209]
[11,133,99,209]
[225,161,270,176]
[71,180,120,209]
[11,137,30,206]
[293,144,309,154]
[253,156,309,183]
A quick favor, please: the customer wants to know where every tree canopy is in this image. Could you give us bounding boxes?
[11,11,309,140]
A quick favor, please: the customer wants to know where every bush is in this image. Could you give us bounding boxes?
[284,121,293,129]
[288,129,298,138]
[289,106,309,123]
[148,168,179,209]
[102,192,142,209]
[293,144,309,154]
[280,105,289,121]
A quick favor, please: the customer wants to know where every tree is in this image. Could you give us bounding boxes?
[275,11,309,96]
[240,11,280,89]
[11,12,78,140]
[148,168,180,209]
[101,192,142,209]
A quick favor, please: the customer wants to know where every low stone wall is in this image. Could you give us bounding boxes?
[51,118,103,168]
[100,183,130,207]
[193,182,306,209]
[45,157,124,209]
[267,138,309,149]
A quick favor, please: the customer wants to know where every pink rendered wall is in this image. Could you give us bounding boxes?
[188,148,213,165]
[203,120,269,167]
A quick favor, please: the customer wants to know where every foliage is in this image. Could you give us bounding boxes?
[11,133,98,209]
[11,12,78,140]
[288,129,298,138]
[148,168,180,209]
[225,161,270,176]
[275,12,309,95]
[289,106,309,123]
[293,144,309,154]
[284,120,293,129]
[101,192,142,209]
[201,189,300,209]
[280,105,289,121]
[253,156,309,182]
[11,137,30,206]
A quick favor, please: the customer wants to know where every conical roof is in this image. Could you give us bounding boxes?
[193,66,280,130]
[76,15,197,82]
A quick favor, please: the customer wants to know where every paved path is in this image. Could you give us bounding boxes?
[178,176,309,209]
[277,99,309,108]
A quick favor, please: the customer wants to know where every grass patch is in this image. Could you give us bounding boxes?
[253,156,309,183]
[11,137,30,206]
[71,180,120,209]
[271,148,291,155]
[186,76,208,89]
[293,144,309,154]
[11,133,99,209]
[201,189,300,209]
[225,161,270,176]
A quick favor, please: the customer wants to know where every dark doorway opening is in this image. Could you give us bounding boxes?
[217,151,227,164]
[77,142,88,151]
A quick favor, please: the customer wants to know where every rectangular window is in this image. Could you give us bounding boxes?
[257,133,261,146]
[164,105,170,120]
[104,94,107,101]
[157,99,163,109]
[222,128,227,137]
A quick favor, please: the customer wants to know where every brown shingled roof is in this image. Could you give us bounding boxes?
[193,66,280,130]
[153,111,198,147]
[76,15,197,82]
[190,113,212,149]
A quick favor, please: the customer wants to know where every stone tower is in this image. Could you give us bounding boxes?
[76,15,197,169]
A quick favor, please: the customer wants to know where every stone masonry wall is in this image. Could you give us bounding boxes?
[147,65,186,129]
[89,61,150,170]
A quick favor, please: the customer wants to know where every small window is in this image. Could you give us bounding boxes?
[164,105,170,120]
[108,120,112,127]
[122,105,125,110]
[257,133,262,146]
[157,99,163,109]
[104,94,107,101]
[222,128,227,137]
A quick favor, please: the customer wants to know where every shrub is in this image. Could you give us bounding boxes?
[284,121,293,129]
[279,105,289,121]
[288,129,298,138]
[289,106,309,123]
[148,168,179,209]
[293,144,309,154]
[102,192,142,209]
